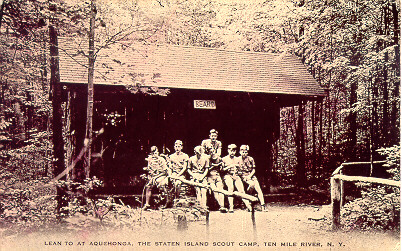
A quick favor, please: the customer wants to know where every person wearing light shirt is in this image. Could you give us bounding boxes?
[238,145,265,210]
[222,144,252,212]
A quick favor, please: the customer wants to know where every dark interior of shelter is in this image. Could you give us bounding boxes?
[65,84,303,197]
[64,83,393,209]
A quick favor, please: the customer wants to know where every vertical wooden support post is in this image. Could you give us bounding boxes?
[331,176,341,230]
[251,202,257,239]
[205,209,210,236]
[340,170,345,206]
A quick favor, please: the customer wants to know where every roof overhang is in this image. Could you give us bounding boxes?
[59,37,326,97]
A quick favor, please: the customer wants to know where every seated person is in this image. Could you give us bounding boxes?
[201,129,222,158]
[207,149,227,213]
[187,146,209,209]
[238,145,265,210]
[168,140,189,199]
[222,144,252,212]
[142,146,170,210]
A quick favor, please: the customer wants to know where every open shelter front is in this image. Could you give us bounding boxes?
[58,38,326,195]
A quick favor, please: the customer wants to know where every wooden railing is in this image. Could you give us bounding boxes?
[330,161,400,229]
[169,176,259,235]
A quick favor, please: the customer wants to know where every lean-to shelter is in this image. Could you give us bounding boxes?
[57,37,326,195]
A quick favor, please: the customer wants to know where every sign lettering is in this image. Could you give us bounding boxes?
[194,100,216,109]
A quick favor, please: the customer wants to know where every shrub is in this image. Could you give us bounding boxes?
[341,145,400,231]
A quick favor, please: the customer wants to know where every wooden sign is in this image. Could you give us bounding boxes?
[193,100,216,109]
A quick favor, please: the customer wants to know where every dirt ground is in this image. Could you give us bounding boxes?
[1,204,400,251]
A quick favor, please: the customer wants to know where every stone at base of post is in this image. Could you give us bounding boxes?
[177,214,188,231]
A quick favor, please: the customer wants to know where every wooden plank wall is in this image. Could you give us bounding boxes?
[67,85,280,194]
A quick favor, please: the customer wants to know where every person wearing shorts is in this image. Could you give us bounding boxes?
[187,146,209,209]
[238,145,265,210]
[221,144,252,212]
[143,146,169,210]
[168,140,189,199]
[207,150,227,213]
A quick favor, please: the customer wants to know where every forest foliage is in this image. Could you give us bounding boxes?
[0,0,400,232]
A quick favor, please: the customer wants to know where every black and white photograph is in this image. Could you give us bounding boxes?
[0,0,400,250]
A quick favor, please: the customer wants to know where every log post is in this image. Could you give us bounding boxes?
[331,176,341,230]
[205,209,210,236]
[340,170,345,206]
[251,201,257,239]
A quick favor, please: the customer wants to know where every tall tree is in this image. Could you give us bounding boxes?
[49,25,66,214]
[84,0,96,178]
[295,102,306,187]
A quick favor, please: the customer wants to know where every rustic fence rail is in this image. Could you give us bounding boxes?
[169,175,259,235]
[331,161,400,229]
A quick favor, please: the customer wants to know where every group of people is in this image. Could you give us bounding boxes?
[142,129,265,213]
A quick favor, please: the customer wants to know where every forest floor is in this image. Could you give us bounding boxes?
[1,203,400,251]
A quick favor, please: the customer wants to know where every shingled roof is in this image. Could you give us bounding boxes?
[59,37,326,97]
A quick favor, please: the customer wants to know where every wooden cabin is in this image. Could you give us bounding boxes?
[57,37,326,195]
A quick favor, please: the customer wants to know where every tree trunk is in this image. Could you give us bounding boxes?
[296,102,306,188]
[382,51,389,146]
[390,1,400,144]
[381,4,390,146]
[0,0,5,30]
[49,25,66,215]
[318,99,323,170]
[65,91,73,180]
[84,0,96,178]
[348,80,357,160]
[12,101,26,141]
[372,77,379,153]
[311,100,316,181]
[326,94,331,165]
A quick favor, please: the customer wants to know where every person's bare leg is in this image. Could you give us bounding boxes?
[195,187,202,206]
[216,180,226,209]
[209,181,219,202]
[200,187,207,208]
[210,178,225,211]
[235,178,252,210]
[224,176,235,212]
[254,179,265,206]
[143,186,152,209]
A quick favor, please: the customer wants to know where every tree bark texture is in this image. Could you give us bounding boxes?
[84,0,96,178]
[49,25,67,214]
[382,51,389,146]
[348,80,357,160]
[296,102,306,187]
